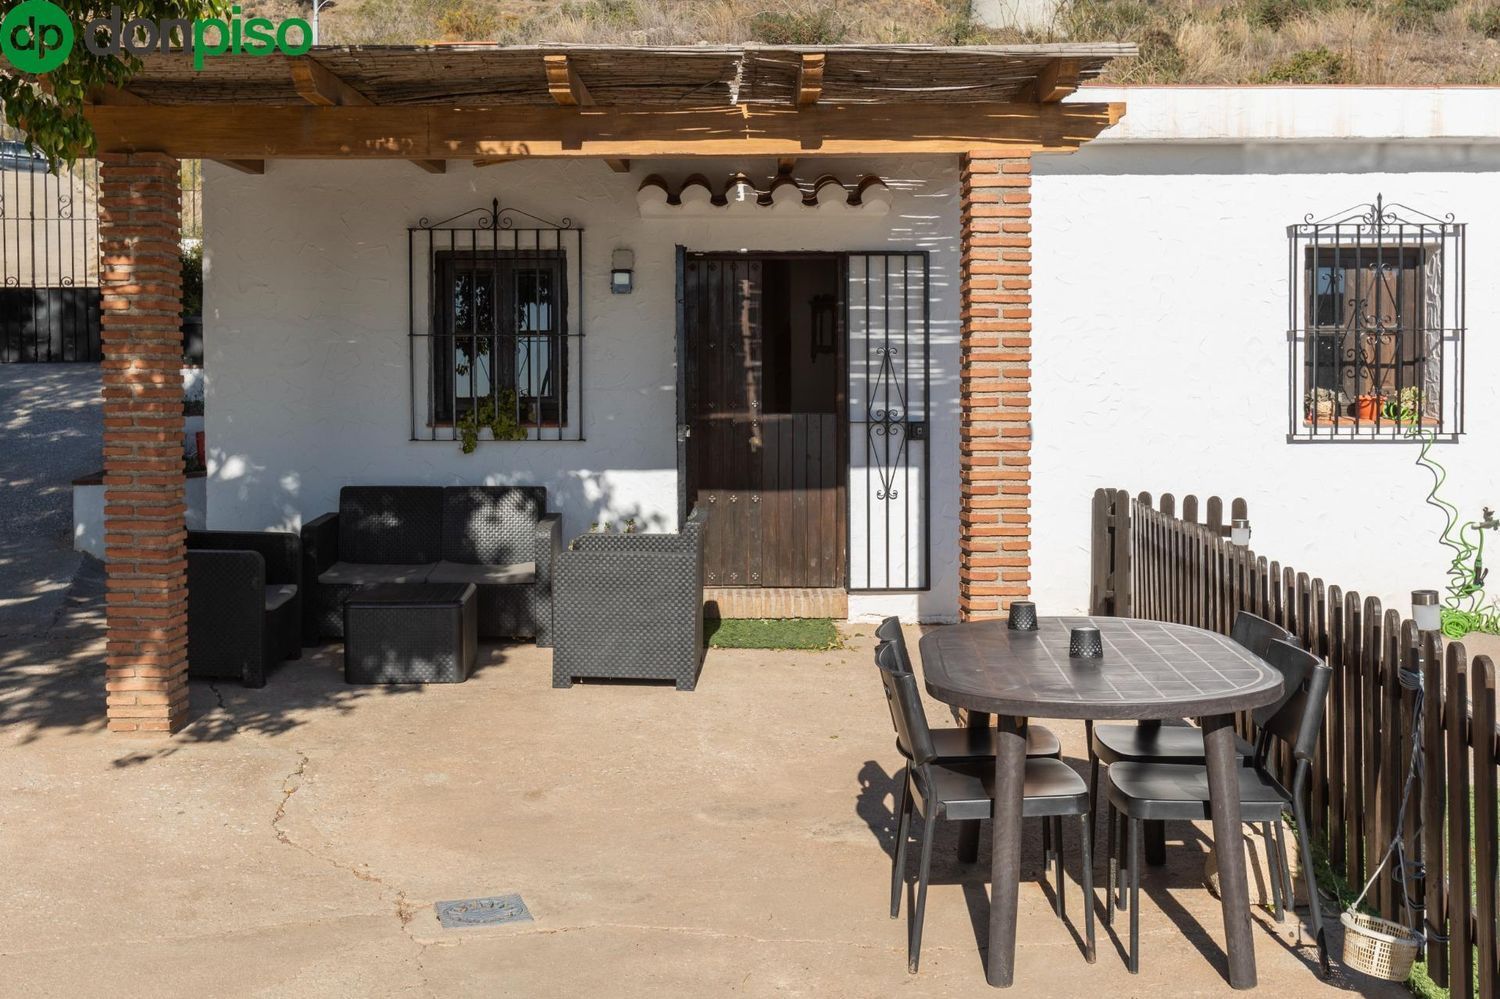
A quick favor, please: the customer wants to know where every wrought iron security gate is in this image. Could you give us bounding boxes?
[408,199,584,443]
[848,252,929,591]
[0,143,101,362]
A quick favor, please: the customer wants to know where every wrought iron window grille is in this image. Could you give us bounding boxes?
[409,198,584,443]
[1287,195,1465,444]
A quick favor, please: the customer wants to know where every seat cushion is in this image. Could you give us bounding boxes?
[318,562,435,586]
[920,758,1090,822]
[1091,722,1256,766]
[264,584,298,612]
[1105,762,1291,822]
[909,724,1062,762]
[426,560,536,586]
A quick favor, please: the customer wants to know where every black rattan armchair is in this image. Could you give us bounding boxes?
[551,508,708,691]
[187,530,302,688]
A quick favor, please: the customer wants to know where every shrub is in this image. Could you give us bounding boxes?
[1261,45,1351,82]
[748,8,847,43]
[436,0,500,39]
[1244,0,1332,29]
[1061,0,1163,40]
[1470,2,1500,35]
[1394,0,1459,29]
[180,243,203,318]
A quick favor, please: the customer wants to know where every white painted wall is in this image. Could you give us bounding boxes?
[203,156,963,621]
[1032,89,1500,614]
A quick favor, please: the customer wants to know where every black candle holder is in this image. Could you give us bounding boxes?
[1007,601,1038,631]
[1069,626,1103,660]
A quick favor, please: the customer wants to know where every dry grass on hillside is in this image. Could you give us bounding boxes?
[258,0,1500,83]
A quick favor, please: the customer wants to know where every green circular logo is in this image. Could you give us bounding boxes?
[1,0,74,74]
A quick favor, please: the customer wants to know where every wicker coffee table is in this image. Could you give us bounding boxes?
[343,583,478,684]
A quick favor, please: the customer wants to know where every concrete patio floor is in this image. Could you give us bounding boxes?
[3,612,1407,998]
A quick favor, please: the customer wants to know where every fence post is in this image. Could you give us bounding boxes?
[1473,656,1498,999]
[1448,645,1474,998]
[1420,630,1448,984]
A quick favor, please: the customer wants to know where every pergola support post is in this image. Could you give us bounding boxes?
[98,152,189,734]
[959,152,1032,620]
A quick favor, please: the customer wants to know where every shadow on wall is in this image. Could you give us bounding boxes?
[208,447,674,538]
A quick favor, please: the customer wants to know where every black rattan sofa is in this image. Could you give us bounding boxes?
[301,485,560,646]
[187,529,303,688]
[552,507,708,690]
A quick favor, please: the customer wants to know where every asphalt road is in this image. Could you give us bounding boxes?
[0,363,102,638]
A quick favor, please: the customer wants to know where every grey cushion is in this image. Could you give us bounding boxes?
[264,584,299,612]
[441,486,546,564]
[426,560,536,586]
[339,486,444,564]
[319,562,436,586]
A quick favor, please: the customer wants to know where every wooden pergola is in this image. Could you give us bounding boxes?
[83,43,1131,167]
[91,42,1141,988]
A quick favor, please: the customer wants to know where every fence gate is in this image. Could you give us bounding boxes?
[1,144,101,363]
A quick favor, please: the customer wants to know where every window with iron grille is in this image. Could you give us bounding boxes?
[409,200,584,444]
[1288,196,1465,443]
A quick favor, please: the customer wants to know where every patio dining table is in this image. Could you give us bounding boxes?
[917,616,1283,990]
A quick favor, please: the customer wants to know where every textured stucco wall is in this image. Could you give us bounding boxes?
[202,155,963,621]
[1031,139,1500,613]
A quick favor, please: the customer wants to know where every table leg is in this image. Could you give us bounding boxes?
[987,714,1027,988]
[1204,714,1257,989]
[957,710,992,863]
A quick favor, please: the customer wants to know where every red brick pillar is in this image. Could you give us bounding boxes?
[99,153,189,734]
[959,153,1031,620]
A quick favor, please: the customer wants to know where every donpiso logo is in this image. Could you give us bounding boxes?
[2,0,75,74]
[0,2,312,73]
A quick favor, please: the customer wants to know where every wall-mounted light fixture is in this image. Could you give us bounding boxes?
[611,248,634,294]
[1230,518,1252,547]
[1412,589,1441,633]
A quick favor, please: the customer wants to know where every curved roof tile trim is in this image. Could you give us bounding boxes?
[637,173,891,216]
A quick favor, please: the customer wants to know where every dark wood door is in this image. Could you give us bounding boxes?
[682,254,845,588]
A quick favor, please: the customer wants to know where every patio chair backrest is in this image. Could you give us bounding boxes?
[1231,610,1296,659]
[876,642,936,765]
[441,486,546,565]
[875,616,913,671]
[1256,639,1330,764]
[340,487,444,564]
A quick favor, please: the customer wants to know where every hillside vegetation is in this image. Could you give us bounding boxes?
[261,0,1500,84]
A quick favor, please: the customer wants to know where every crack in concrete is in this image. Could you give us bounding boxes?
[270,752,434,996]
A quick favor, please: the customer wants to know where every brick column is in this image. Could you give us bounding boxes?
[959,153,1031,620]
[99,153,188,734]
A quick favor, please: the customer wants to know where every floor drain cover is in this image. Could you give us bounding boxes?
[435,894,533,929]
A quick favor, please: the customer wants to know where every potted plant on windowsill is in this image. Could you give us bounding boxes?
[1305,388,1338,422]
[1355,393,1382,422]
[1381,387,1424,427]
[457,391,529,453]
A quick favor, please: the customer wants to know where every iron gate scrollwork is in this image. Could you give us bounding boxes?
[409,198,584,443]
[848,252,929,591]
[1288,194,1465,443]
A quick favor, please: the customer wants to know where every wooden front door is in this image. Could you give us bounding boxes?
[681,254,846,588]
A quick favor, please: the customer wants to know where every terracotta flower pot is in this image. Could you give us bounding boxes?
[1356,395,1381,421]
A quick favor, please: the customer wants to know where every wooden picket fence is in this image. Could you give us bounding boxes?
[1090,487,1500,996]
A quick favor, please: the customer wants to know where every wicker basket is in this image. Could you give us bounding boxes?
[1340,910,1421,981]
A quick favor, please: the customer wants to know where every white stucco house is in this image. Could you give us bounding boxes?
[87,47,1493,624]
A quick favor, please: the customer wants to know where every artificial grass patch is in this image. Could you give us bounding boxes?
[705,617,841,651]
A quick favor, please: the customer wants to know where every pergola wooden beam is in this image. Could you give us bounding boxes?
[1027,58,1082,103]
[288,57,443,173]
[545,54,594,107]
[85,102,1125,160]
[794,53,825,107]
[290,55,374,108]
